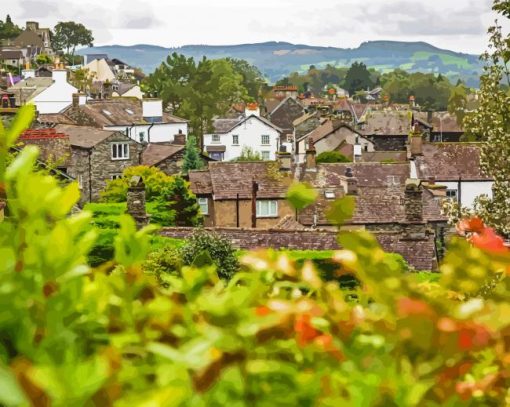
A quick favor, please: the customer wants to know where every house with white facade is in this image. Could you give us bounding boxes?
[8,68,78,114]
[203,108,283,161]
[411,141,493,208]
[38,98,188,144]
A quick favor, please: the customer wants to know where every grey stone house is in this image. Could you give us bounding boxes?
[20,125,142,205]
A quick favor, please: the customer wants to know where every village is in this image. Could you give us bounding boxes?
[0,18,493,272]
[3,1,510,404]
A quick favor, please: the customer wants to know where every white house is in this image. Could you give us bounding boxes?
[8,68,78,114]
[412,142,493,208]
[203,108,283,161]
[61,98,188,143]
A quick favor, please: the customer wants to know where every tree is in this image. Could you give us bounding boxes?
[316,151,351,163]
[144,54,248,146]
[463,0,510,235]
[343,62,374,95]
[0,15,22,41]
[52,21,93,64]
[182,135,204,174]
[35,54,52,66]
[233,146,262,161]
[165,176,202,226]
[226,58,265,101]
[448,83,469,128]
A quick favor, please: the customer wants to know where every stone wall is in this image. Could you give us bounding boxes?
[159,227,438,270]
[155,150,185,176]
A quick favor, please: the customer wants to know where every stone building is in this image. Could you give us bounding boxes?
[266,96,305,137]
[20,125,142,205]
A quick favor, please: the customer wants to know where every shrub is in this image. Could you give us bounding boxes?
[164,176,202,226]
[143,246,182,285]
[316,151,351,163]
[180,229,239,279]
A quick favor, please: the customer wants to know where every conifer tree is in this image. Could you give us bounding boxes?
[182,135,203,174]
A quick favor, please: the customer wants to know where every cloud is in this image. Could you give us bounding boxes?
[364,0,491,36]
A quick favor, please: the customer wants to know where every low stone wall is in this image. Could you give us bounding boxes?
[159,227,437,271]
[160,227,340,250]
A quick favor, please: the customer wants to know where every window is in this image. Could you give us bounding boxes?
[210,152,224,161]
[77,174,83,190]
[386,175,399,186]
[232,135,239,145]
[325,191,336,199]
[261,151,270,160]
[212,134,220,143]
[446,189,458,199]
[102,109,112,116]
[139,132,145,142]
[111,174,123,180]
[256,200,278,218]
[261,135,270,145]
[111,143,130,160]
[198,197,209,215]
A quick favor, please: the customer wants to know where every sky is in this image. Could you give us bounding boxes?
[1,0,505,54]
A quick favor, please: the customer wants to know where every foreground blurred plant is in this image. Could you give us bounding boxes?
[3,108,510,406]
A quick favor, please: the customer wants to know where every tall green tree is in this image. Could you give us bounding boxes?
[226,58,265,101]
[52,21,93,64]
[182,135,203,174]
[343,62,374,95]
[165,176,202,226]
[144,54,248,146]
[463,0,510,235]
[0,15,22,41]
[448,83,469,128]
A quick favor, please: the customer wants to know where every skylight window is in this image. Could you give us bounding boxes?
[102,109,112,116]
[125,109,134,115]
[325,191,336,199]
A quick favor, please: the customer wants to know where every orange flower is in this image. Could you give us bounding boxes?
[469,227,508,253]
[255,306,271,317]
[314,334,345,361]
[457,217,485,235]
[397,297,435,319]
[294,313,320,346]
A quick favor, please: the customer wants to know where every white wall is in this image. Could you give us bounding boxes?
[30,80,78,114]
[438,181,494,208]
[107,122,188,143]
[203,116,280,161]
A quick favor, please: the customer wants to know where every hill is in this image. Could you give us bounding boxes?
[78,41,483,86]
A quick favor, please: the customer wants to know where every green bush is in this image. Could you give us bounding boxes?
[144,246,182,285]
[316,151,351,163]
[180,229,239,280]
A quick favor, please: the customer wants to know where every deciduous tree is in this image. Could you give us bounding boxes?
[52,21,93,64]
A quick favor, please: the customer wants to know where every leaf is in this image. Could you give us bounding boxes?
[286,182,318,210]
[326,196,355,225]
[0,364,28,406]
[5,105,35,148]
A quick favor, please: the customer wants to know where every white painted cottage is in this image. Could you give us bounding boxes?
[411,141,493,208]
[203,108,283,161]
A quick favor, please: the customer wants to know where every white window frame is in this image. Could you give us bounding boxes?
[256,200,278,218]
[261,151,270,161]
[111,143,130,160]
[198,197,209,215]
[211,134,221,143]
[261,134,270,145]
[232,134,239,145]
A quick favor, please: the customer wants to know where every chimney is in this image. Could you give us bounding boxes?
[245,102,260,117]
[409,134,423,157]
[22,69,35,79]
[52,69,68,83]
[305,140,316,171]
[142,99,163,123]
[404,179,423,222]
[340,167,358,195]
[72,93,87,107]
[26,21,39,31]
[277,145,292,171]
[126,176,149,229]
[173,130,186,145]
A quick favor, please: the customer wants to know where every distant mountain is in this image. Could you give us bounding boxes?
[78,41,483,86]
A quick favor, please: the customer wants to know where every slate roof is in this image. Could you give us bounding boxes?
[63,99,188,127]
[141,143,185,166]
[308,120,361,144]
[212,117,243,134]
[414,112,463,133]
[54,124,120,149]
[38,113,76,125]
[298,162,446,226]
[189,170,213,195]
[414,143,491,181]
[360,110,411,136]
[264,98,281,115]
[191,162,293,200]
[8,77,53,105]
[359,151,408,163]
[0,50,23,59]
